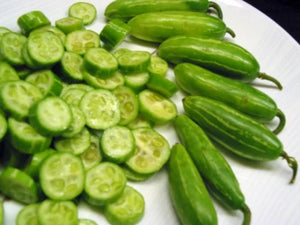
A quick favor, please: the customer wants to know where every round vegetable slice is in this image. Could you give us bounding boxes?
[25,70,63,96]
[29,96,72,136]
[84,48,118,79]
[147,55,169,77]
[27,31,64,66]
[0,80,43,120]
[124,72,149,93]
[17,10,50,35]
[138,89,177,124]
[80,89,120,130]
[39,152,85,200]
[101,125,135,163]
[55,127,91,155]
[83,69,124,90]
[113,85,139,125]
[0,32,27,66]
[84,162,127,206]
[16,203,39,225]
[117,50,151,74]
[0,61,19,83]
[0,167,38,204]
[105,185,145,225]
[69,2,97,25]
[8,117,52,154]
[60,52,84,81]
[61,105,86,138]
[125,127,170,174]
[65,30,100,55]
[37,199,78,225]
[55,17,84,34]
[79,134,102,170]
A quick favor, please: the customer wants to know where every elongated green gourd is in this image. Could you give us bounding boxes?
[158,36,282,89]
[127,11,234,43]
[175,114,251,225]
[168,143,218,225]
[183,96,297,183]
[174,63,285,134]
[105,0,223,20]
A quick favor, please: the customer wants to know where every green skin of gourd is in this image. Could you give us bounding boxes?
[174,63,277,122]
[158,36,283,90]
[175,115,251,225]
[183,96,297,183]
[105,0,212,19]
[184,95,282,160]
[168,143,218,225]
[128,11,232,43]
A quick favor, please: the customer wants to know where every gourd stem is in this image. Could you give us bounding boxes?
[208,1,223,19]
[241,204,251,225]
[273,109,286,134]
[226,27,236,38]
[281,151,298,184]
[258,72,283,90]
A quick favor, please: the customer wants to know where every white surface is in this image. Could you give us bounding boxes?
[1,0,300,225]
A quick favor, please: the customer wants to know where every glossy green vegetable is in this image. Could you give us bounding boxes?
[183,96,297,183]
[105,0,223,20]
[128,11,234,43]
[168,143,217,225]
[158,36,282,89]
[174,63,285,134]
[175,115,251,225]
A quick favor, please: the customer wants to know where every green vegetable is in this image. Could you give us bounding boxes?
[0,32,27,66]
[0,80,43,120]
[17,10,50,35]
[16,203,39,225]
[168,143,218,225]
[104,185,145,225]
[175,115,251,225]
[183,96,297,183]
[112,85,139,125]
[29,96,72,137]
[125,127,170,174]
[27,31,64,67]
[79,89,120,130]
[83,48,118,78]
[174,63,285,134]
[84,162,127,206]
[55,17,84,34]
[100,18,131,50]
[0,167,39,204]
[128,11,234,43]
[138,89,177,124]
[8,117,52,154]
[158,36,282,89]
[68,2,97,25]
[37,199,78,225]
[39,152,85,200]
[105,0,223,20]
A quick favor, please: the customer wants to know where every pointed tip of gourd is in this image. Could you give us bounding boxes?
[282,151,298,184]
[241,204,251,225]
[258,72,283,90]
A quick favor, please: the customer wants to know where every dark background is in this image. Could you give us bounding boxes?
[243,0,300,43]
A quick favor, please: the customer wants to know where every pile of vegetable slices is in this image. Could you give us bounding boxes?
[0,1,297,225]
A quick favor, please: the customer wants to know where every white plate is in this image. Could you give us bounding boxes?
[1,0,300,225]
